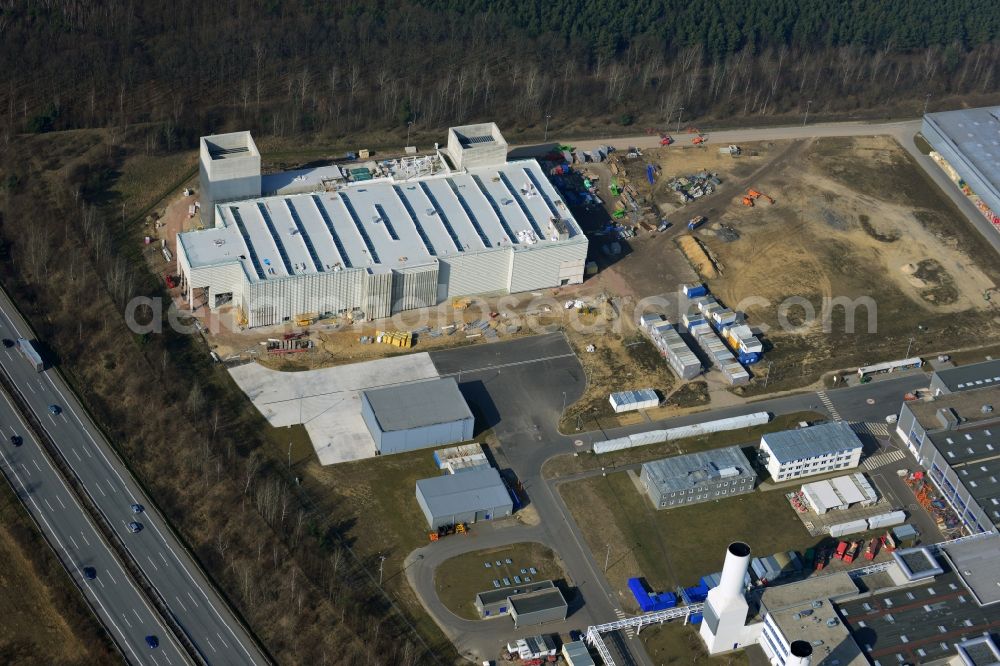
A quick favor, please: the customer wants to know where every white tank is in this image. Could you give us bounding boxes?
[716,541,751,599]
[787,640,813,666]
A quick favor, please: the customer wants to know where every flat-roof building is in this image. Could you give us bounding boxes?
[508,587,568,628]
[800,473,878,514]
[475,580,554,618]
[895,385,1000,531]
[179,125,587,327]
[929,359,1000,396]
[415,467,513,529]
[361,377,474,454]
[759,422,863,482]
[561,640,596,666]
[639,446,756,509]
[938,532,1000,606]
[921,107,1000,232]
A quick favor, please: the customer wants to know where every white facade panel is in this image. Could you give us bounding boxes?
[439,249,511,298]
[509,241,587,293]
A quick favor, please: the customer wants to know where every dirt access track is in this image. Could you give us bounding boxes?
[599,135,1000,393]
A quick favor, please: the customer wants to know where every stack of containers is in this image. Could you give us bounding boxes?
[723,324,764,365]
[649,321,701,380]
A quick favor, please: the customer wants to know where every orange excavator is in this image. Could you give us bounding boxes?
[742,188,775,206]
[659,133,673,146]
[692,135,706,145]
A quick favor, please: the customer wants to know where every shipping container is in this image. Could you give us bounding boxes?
[891,524,919,547]
[609,389,659,413]
[867,510,906,530]
[682,283,708,298]
[828,518,870,537]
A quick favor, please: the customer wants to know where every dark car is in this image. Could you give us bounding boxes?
[82,567,97,580]
[10,435,22,447]
[145,635,159,649]
[48,404,61,415]
[130,503,144,514]
[127,521,143,534]
[2,338,13,348]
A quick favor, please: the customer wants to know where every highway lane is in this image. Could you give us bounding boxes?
[0,389,188,666]
[0,291,267,666]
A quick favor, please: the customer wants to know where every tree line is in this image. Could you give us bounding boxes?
[1,0,999,147]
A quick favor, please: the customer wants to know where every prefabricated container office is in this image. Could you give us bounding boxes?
[361,377,474,454]
[415,467,513,529]
[609,389,659,413]
[651,325,702,380]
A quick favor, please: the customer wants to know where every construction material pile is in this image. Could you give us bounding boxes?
[669,171,721,203]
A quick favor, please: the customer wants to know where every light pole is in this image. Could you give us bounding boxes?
[378,554,387,585]
[676,107,685,134]
[923,93,931,115]
[605,543,611,572]
[803,100,812,127]
[763,361,774,389]
[544,114,552,142]
[906,336,915,359]
[287,441,292,470]
[406,121,413,146]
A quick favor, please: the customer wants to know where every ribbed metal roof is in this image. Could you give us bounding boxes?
[364,377,472,432]
[761,422,862,464]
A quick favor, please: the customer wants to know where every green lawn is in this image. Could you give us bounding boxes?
[640,619,750,666]
[544,411,825,479]
[560,471,821,610]
[433,542,565,620]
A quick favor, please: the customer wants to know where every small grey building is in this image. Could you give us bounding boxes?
[640,446,756,509]
[362,377,474,454]
[928,359,1000,396]
[475,580,554,618]
[509,588,569,628]
[416,467,513,529]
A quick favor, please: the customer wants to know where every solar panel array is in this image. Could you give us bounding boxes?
[256,202,293,274]
[497,171,544,237]
[521,166,560,218]
[284,199,323,272]
[418,182,462,251]
[228,206,266,279]
[339,192,381,263]
[472,175,518,244]
[393,186,436,256]
[372,203,400,241]
[310,194,351,268]
[448,180,492,247]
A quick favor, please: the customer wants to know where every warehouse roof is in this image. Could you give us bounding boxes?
[179,157,581,278]
[363,377,472,432]
[261,165,344,196]
[508,587,568,616]
[837,570,1000,665]
[931,360,1000,393]
[938,533,1000,606]
[642,445,755,495]
[416,467,511,520]
[928,425,999,464]
[924,107,1000,199]
[908,386,1000,430]
[956,636,1000,666]
[761,421,862,464]
[562,641,596,666]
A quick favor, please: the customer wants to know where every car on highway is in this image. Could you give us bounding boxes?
[1,338,12,348]
[9,434,21,446]
[47,404,61,415]
[145,635,159,649]
[127,521,143,534]
[130,503,144,514]
[82,567,97,580]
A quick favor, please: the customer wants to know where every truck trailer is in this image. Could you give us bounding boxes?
[16,338,44,372]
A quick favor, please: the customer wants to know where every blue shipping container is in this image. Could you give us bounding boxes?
[683,284,708,298]
[689,613,703,624]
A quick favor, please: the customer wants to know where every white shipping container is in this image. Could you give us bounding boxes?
[867,510,906,529]
[593,412,769,454]
[609,389,659,413]
[828,519,869,537]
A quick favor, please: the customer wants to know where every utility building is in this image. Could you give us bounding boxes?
[640,446,756,509]
[415,467,513,529]
[361,377,474,454]
[759,422,863,482]
[178,124,587,327]
[928,359,1000,396]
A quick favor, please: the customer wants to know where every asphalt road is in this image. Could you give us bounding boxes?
[0,389,188,666]
[0,290,267,666]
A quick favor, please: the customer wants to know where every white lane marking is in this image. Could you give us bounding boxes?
[93,480,106,497]
[21,463,31,476]
[44,498,55,512]
[69,535,79,550]
[105,570,117,585]
[146,555,159,571]
[83,447,92,458]
[56,495,66,509]
[97,577,105,589]
[27,351,251,663]
[159,551,168,565]
[163,651,173,665]
[216,632,230,649]
[187,591,199,607]
[149,654,160,666]
[121,613,132,628]
[107,479,117,493]
[0,399,144,663]
[26,382,35,393]
[72,448,82,461]
[175,595,188,612]
[132,608,142,623]
[206,637,217,653]
[32,458,40,472]
[80,531,90,546]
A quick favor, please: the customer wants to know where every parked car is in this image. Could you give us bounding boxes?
[145,635,159,649]
[127,522,143,534]
[48,404,61,415]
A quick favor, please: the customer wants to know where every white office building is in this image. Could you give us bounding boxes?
[759,422,863,482]
[178,123,587,327]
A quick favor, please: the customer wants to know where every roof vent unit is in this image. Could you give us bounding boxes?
[826,617,840,627]
[936,407,960,430]
[982,404,994,414]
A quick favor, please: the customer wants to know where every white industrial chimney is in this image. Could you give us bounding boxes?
[700,542,752,654]
[787,640,813,666]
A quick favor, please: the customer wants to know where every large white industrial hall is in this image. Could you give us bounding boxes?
[177,123,588,327]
